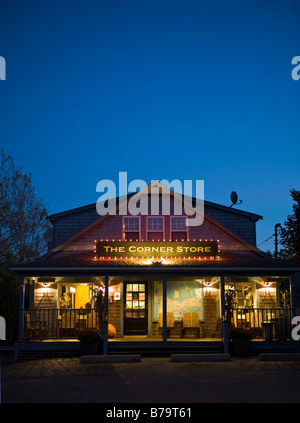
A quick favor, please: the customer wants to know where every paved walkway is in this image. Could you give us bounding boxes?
[1,357,300,403]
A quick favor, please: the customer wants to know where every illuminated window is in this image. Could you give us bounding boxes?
[123,217,140,241]
[124,217,140,231]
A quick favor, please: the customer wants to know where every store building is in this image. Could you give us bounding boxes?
[13,181,300,356]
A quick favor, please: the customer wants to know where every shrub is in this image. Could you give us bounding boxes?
[230,328,253,341]
[77,329,102,344]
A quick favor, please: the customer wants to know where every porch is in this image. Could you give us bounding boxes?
[18,272,298,358]
[22,307,294,342]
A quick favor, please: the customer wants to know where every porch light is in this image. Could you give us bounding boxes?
[150,256,166,265]
[38,280,54,291]
[204,281,212,294]
[41,282,51,296]
[264,282,271,294]
[151,258,163,265]
[142,257,154,265]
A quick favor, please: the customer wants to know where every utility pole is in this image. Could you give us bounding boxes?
[274,223,281,259]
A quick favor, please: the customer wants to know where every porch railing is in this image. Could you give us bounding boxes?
[23,309,99,340]
[232,308,293,340]
[23,307,294,341]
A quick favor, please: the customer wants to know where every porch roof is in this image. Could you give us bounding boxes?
[11,249,300,274]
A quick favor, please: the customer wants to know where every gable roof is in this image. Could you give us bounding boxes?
[46,181,265,259]
[12,181,300,273]
[48,180,263,222]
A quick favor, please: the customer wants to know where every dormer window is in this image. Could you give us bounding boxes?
[147,217,164,241]
[171,216,188,241]
[123,216,140,241]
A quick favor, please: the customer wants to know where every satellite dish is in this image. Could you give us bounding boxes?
[230,191,238,205]
[230,191,242,208]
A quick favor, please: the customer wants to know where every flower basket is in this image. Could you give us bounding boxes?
[78,329,103,355]
[230,328,253,341]
[229,328,253,357]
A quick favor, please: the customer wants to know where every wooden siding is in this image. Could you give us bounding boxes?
[62,212,252,253]
[205,205,257,246]
[49,197,260,248]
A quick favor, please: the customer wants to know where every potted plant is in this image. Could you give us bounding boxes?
[225,285,237,325]
[78,329,102,355]
[93,285,105,337]
[229,328,253,357]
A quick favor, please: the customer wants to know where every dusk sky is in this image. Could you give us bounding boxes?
[0,0,299,252]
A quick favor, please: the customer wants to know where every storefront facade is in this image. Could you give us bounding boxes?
[14,182,300,354]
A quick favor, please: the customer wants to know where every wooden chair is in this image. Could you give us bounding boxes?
[87,312,98,329]
[158,312,175,337]
[60,311,77,337]
[158,312,175,328]
[251,310,264,338]
[25,312,43,340]
[61,312,76,328]
[182,312,200,338]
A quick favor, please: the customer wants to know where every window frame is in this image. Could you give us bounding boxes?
[122,216,141,241]
[171,216,189,241]
[171,216,188,231]
[146,216,165,241]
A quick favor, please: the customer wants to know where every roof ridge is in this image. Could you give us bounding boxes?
[48,197,262,221]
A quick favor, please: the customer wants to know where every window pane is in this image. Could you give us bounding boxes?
[124,217,140,231]
[171,217,187,231]
[148,217,163,231]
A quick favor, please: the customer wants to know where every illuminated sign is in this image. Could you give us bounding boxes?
[95,241,219,259]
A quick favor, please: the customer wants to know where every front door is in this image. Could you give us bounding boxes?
[124,282,148,335]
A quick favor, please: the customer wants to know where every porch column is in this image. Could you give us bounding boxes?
[220,275,229,354]
[290,273,300,316]
[18,276,25,342]
[103,275,109,355]
[162,275,167,342]
[220,275,226,318]
[120,282,124,337]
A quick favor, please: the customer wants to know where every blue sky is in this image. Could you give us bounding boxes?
[0,0,300,252]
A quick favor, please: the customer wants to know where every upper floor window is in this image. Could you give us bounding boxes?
[171,216,188,241]
[147,217,164,232]
[147,217,164,241]
[171,216,187,231]
[123,216,140,241]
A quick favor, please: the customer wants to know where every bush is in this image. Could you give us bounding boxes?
[230,328,253,341]
[77,329,102,344]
